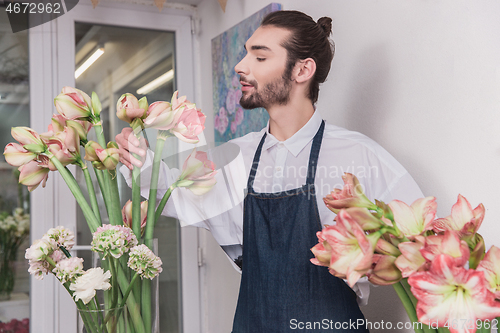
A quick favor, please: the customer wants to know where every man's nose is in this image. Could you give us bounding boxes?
[234,55,249,75]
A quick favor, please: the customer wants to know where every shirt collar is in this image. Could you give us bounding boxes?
[263,111,323,157]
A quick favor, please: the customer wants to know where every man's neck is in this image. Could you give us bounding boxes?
[266,97,315,141]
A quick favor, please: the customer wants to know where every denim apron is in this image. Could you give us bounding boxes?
[232,120,369,332]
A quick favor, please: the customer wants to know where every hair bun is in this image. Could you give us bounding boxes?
[317,17,332,36]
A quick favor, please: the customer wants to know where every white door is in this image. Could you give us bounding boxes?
[29,2,200,332]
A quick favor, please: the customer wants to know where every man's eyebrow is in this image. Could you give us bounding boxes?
[243,44,272,52]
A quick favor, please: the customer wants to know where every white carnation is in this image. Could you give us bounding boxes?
[25,238,53,261]
[70,268,112,304]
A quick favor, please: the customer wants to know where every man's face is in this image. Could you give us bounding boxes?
[234,26,293,110]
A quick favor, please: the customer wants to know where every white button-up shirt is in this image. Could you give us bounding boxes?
[121,110,424,303]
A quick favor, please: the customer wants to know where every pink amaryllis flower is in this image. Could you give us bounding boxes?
[44,114,92,141]
[143,91,201,137]
[11,127,44,147]
[18,160,50,192]
[388,197,437,238]
[311,209,381,287]
[310,231,333,267]
[176,149,217,195]
[342,207,386,231]
[45,126,81,167]
[122,200,148,235]
[420,230,470,267]
[433,194,485,240]
[395,236,427,278]
[367,254,402,285]
[54,87,93,120]
[477,246,500,299]
[323,173,376,213]
[84,141,120,170]
[170,106,206,144]
[408,254,500,333]
[143,101,177,130]
[116,93,147,124]
[4,143,38,166]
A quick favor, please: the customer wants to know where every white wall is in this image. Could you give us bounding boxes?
[194,0,500,332]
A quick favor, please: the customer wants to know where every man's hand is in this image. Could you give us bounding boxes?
[115,128,148,170]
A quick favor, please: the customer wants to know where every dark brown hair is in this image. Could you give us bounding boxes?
[261,11,335,104]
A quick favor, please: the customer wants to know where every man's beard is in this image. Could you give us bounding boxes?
[239,68,292,110]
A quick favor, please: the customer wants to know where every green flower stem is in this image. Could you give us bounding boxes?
[94,299,107,333]
[83,166,102,225]
[144,134,167,241]
[93,168,111,221]
[393,281,425,333]
[132,165,142,239]
[154,185,175,224]
[400,279,437,333]
[131,126,143,239]
[80,303,100,333]
[379,227,409,241]
[119,273,139,310]
[141,278,152,333]
[48,268,97,333]
[49,156,100,233]
[115,263,146,333]
[94,124,107,148]
[108,169,122,225]
[87,299,104,333]
[108,258,119,311]
[400,278,417,307]
[93,124,120,225]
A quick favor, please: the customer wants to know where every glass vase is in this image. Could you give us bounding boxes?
[0,249,15,301]
[84,238,160,333]
[78,304,128,333]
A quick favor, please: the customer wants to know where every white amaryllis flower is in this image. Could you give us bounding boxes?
[53,257,84,283]
[43,226,76,250]
[69,268,112,305]
[91,224,138,259]
[25,238,54,262]
[408,254,500,333]
[127,245,163,280]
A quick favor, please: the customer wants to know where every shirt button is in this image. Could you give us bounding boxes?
[278,143,284,148]
[276,167,282,172]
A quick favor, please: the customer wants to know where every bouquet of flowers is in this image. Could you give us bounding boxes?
[311,173,500,333]
[0,208,30,300]
[3,87,216,333]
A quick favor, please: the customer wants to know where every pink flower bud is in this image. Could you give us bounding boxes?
[122,200,148,234]
[4,142,38,166]
[116,93,147,123]
[54,87,92,120]
[177,149,217,195]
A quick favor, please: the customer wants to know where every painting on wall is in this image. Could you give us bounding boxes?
[212,3,282,144]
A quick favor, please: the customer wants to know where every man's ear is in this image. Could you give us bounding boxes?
[293,58,316,84]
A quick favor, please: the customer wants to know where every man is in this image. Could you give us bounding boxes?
[117,10,423,332]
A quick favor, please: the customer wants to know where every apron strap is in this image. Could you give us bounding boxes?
[247,132,267,190]
[306,120,325,185]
